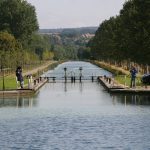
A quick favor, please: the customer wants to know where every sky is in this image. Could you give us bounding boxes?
[26,0,126,29]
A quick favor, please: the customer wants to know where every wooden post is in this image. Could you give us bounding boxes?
[124,75,126,87]
[91,76,94,82]
[79,67,82,83]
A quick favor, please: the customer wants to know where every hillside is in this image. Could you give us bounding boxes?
[38,27,97,60]
[39,27,98,35]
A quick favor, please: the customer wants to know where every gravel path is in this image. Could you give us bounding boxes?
[23,61,57,76]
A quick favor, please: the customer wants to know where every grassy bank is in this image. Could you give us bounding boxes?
[92,60,143,87]
[115,75,142,87]
[0,76,28,90]
[92,60,129,75]
[0,61,59,90]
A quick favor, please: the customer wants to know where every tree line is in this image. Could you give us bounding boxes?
[0,0,95,73]
[88,0,150,71]
[0,0,54,72]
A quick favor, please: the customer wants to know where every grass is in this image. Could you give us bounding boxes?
[93,61,145,87]
[0,61,58,90]
[115,75,143,87]
[0,76,28,90]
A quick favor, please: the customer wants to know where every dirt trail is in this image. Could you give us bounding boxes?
[95,61,130,75]
[23,61,57,76]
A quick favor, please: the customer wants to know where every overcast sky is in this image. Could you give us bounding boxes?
[26,0,126,29]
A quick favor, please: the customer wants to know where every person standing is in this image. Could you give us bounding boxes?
[130,66,137,88]
[16,66,24,89]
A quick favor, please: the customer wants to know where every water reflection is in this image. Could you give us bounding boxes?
[62,81,84,93]
[64,82,67,92]
[79,82,83,93]
[111,94,150,105]
[0,96,37,108]
[0,61,150,150]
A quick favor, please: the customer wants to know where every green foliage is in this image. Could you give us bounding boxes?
[89,0,150,65]
[77,47,91,60]
[39,27,97,35]
[42,49,54,60]
[0,0,39,43]
[0,31,22,68]
[38,27,96,60]
[0,0,41,70]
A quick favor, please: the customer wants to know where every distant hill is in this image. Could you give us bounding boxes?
[39,27,98,35]
[38,27,97,60]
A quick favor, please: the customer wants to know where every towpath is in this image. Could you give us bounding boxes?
[23,61,57,76]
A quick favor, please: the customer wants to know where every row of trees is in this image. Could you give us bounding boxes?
[89,0,150,67]
[0,0,54,72]
[0,0,94,72]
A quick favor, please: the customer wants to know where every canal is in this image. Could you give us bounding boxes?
[0,61,150,149]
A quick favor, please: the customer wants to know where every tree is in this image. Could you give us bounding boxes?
[0,31,22,68]
[89,0,150,65]
[42,49,54,60]
[28,34,52,60]
[0,0,39,44]
[77,47,91,60]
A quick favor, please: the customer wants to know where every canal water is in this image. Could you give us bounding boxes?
[42,61,112,80]
[0,61,150,150]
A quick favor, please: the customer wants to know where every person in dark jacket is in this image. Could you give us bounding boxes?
[130,66,137,88]
[16,66,24,88]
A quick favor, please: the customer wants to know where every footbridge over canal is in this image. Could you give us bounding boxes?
[41,61,112,83]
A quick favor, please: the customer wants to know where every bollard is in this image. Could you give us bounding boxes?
[34,80,36,85]
[106,77,108,82]
[108,78,111,84]
[40,77,42,81]
[28,78,30,89]
[52,77,55,82]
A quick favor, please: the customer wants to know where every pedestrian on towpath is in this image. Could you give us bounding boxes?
[16,66,24,89]
[130,66,137,88]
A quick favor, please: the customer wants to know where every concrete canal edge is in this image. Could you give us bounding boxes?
[98,76,150,94]
[0,61,60,97]
[89,60,150,94]
[0,78,48,97]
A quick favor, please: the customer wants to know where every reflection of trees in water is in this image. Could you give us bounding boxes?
[0,96,37,108]
[63,82,84,93]
[111,94,150,105]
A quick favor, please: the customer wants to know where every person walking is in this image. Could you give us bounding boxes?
[16,66,24,89]
[130,66,137,88]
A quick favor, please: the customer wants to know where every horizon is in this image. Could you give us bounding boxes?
[39,26,98,30]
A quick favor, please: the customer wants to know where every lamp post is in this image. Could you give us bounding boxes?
[79,67,82,82]
[1,56,5,91]
[64,67,67,82]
